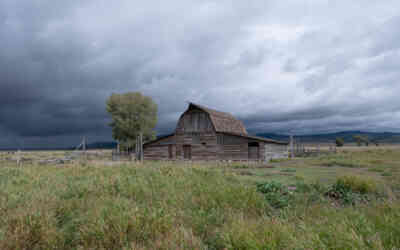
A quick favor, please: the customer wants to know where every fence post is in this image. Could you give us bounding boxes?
[17,150,21,167]
[140,133,143,163]
[135,135,139,161]
[290,135,294,158]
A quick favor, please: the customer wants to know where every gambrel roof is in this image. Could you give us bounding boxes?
[187,103,248,135]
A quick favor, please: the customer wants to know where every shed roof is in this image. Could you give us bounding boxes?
[188,103,248,135]
[143,133,174,146]
[220,132,288,145]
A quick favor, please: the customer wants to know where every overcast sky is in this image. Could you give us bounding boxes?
[0,0,399,148]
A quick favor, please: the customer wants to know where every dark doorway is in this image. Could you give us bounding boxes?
[183,145,192,160]
[248,142,259,159]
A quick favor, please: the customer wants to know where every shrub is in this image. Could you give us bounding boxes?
[335,137,344,147]
[256,181,292,209]
[280,168,296,173]
[270,158,291,163]
[335,176,378,194]
[368,167,385,173]
[228,163,250,169]
[326,176,381,205]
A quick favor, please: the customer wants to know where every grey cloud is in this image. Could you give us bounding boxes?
[0,0,399,148]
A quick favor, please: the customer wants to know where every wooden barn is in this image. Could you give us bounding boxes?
[143,103,288,161]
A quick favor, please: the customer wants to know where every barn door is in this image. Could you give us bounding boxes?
[183,145,192,160]
[248,142,259,160]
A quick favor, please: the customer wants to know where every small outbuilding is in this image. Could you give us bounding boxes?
[143,103,288,161]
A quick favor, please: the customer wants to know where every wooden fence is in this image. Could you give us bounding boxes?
[289,143,337,157]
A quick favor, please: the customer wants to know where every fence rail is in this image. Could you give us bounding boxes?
[289,144,337,157]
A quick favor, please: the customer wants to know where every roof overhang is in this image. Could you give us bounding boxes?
[219,132,289,145]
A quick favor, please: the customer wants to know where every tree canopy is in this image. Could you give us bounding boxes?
[106,92,157,147]
[352,135,369,147]
[335,137,344,147]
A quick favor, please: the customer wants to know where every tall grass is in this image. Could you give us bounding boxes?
[0,159,399,249]
[314,149,400,169]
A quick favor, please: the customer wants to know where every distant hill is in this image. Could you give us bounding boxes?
[256,131,400,144]
[0,141,118,151]
[85,141,118,150]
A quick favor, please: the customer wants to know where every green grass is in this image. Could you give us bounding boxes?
[280,168,296,173]
[368,167,385,173]
[0,148,399,249]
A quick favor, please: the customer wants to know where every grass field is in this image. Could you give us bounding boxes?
[1,147,400,249]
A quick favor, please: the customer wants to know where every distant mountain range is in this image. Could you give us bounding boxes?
[0,141,119,151]
[86,131,400,148]
[2,131,399,151]
[84,141,118,150]
[256,131,400,144]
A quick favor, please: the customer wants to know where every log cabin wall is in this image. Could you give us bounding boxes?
[217,133,266,161]
[143,135,175,160]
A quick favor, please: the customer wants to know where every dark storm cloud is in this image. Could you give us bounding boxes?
[0,0,399,148]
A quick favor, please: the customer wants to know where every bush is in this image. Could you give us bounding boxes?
[270,158,291,163]
[326,176,381,205]
[336,176,378,194]
[280,168,296,173]
[256,181,292,209]
[335,137,344,147]
[228,163,250,169]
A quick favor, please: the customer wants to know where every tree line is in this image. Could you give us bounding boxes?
[336,135,379,147]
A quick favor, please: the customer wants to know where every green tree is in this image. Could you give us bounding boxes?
[353,135,363,146]
[106,92,157,149]
[335,137,344,147]
[371,139,379,147]
[352,135,369,147]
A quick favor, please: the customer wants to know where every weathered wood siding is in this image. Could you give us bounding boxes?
[143,135,175,160]
[175,132,219,161]
[175,109,218,160]
[218,133,262,161]
[176,108,214,133]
